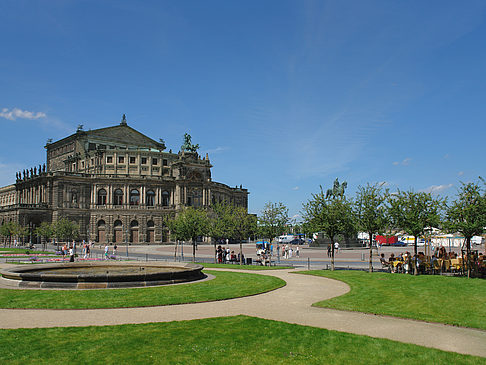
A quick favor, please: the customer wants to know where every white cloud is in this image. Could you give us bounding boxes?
[201,146,228,155]
[402,157,411,166]
[458,171,464,176]
[421,184,453,194]
[292,186,299,191]
[0,108,46,121]
[393,158,411,166]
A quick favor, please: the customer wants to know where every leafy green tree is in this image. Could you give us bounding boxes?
[232,207,257,265]
[0,222,19,247]
[302,180,354,270]
[446,179,486,278]
[258,202,289,259]
[168,207,209,261]
[54,218,79,244]
[208,202,235,262]
[35,222,55,250]
[355,183,389,273]
[388,190,444,275]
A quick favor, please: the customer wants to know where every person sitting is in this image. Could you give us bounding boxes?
[380,253,390,272]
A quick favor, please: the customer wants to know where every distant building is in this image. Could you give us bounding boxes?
[0,116,248,244]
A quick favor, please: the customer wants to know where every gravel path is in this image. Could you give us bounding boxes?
[0,268,485,358]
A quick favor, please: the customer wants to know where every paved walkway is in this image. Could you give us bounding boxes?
[0,268,485,358]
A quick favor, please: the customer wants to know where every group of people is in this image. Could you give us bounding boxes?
[282,244,300,259]
[216,245,244,264]
[61,240,95,261]
[380,246,486,275]
[327,242,340,257]
[104,244,117,259]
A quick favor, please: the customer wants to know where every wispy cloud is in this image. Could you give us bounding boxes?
[458,171,464,176]
[0,108,46,121]
[421,184,453,194]
[393,158,411,166]
[201,146,228,155]
[292,186,299,191]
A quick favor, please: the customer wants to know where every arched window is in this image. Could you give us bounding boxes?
[130,220,139,228]
[113,220,123,228]
[71,190,78,204]
[146,190,155,206]
[114,189,123,205]
[162,191,170,207]
[147,220,155,228]
[130,189,140,205]
[97,219,106,228]
[97,189,107,205]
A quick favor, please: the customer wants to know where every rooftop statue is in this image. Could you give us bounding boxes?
[181,133,199,153]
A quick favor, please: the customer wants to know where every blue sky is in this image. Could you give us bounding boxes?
[1,0,485,219]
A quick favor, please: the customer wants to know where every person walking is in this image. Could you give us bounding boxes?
[296,246,300,257]
[113,244,118,256]
[69,246,75,262]
[327,244,332,258]
[104,245,109,260]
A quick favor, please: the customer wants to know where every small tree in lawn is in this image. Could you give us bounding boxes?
[231,207,257,265]
[55,218,79,245]
[0,222,18,247]
[35,222,54,251]
[259,202,289,259]
[209,202,235,263]
[446,179,486,278]
[355,183,389,273]
[388,190,444,275]
[168,207,209,262]
[302,179,354,271]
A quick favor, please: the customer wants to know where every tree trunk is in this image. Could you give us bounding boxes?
[466,237,471,278]
[192,238,196,262]
[368,232,373,273]
[413,236,418,276]
[239,238,243,265]
[330,237,335,271]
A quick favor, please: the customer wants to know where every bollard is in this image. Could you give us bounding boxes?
[307,257,310,270]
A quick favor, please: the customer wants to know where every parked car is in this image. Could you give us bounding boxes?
[289,238,305,245]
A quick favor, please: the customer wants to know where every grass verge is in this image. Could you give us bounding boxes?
[0,270,284,309]
[0,316,483,364]
[199,262,292,270]
[298,270,486,330]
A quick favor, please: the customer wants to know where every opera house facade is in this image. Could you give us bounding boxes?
[0,116,248,244]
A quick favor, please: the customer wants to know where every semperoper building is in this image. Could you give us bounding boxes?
[0,115,248,244]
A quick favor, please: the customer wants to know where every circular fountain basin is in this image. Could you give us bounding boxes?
[0,262,205,289]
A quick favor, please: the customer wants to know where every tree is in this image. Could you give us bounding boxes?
[355,183,389,273]
[232,207,257,265]
[35,222,54,250]
[168,207,209,262]
[208,202,235,263]
[388,190,444,275]
[258,202,289,260]
[446,179,486,278]
[302,179,354,270]
[54,218,79,244]
[0,222,19,247]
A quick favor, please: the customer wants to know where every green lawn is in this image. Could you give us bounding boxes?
[299,270,486,330]
[0,316,483,364]
[199,262,292,270]
[0,270,284,309]
[0,248,53,255]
